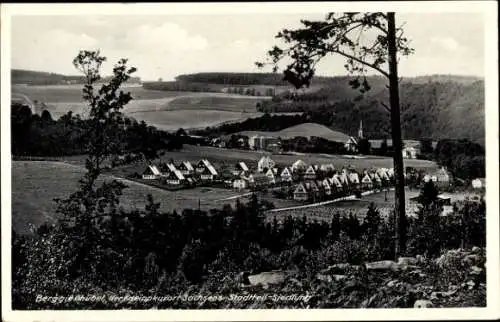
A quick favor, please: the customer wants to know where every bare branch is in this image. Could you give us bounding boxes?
[333,49,390,78]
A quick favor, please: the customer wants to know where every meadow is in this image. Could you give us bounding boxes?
[12,84,273,131]
[11,161,241,235]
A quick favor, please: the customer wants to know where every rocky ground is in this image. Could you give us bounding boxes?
[219,246,487,309]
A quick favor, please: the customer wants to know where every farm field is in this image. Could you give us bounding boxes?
[11,161,242,235]
[12,84,275,131]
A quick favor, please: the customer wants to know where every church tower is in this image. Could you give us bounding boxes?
[358,120,364,139]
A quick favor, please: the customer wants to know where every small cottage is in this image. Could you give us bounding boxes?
[472,178,485,189]
[304,165,317,180]
[361,173,373,189]
[178,161,195,176]
[280,167,293,182]
[233,178,248,190]
[257,156,276,173]
[265,168,277,185]
[248,173,269,188]
[291,159,308,173]
[142,165,162,180]
[293,183,309,201]
[165,170,186,185]
[232,161,250,176]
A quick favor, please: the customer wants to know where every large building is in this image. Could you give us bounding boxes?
[249,135,281,151]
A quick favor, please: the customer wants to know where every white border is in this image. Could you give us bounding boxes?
[1,2,499,321]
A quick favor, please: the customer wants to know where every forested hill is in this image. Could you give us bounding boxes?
[11,69,141,85]
[261,76,485,145]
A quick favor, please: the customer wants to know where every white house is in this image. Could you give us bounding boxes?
[344,136,358,153]
[304,165,317,180]
[293,183,309,201]
[165,170,185,185]
[377,168,390,181]
[265,168,277,185]
[291,159,308,172]
[178,161,195,176]
[280,167,293,182]
[322,179,332,195]
[257,156,275,173]
[197,159,218,180]
[232,161,250,176]
[142,165,162,180]
[402,146,419,159]
[319,163,335,174]
[472,178,485,189]
[233,178,248,190]
[361,173,373,189]
[348,172,360,185]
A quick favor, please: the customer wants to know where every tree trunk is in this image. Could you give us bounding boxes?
[387,12,407,257]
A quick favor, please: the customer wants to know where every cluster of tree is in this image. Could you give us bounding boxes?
[12,69,141,86]
[433,139,485,180]
[226,86,274,97]
[11,103,182,159]
[12,182,485,309]
[142,81,219,93]
[282,136,347,154]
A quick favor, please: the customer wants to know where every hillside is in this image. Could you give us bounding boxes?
[12,69,141,85]
[266,77,485,144]
[240,122,350,142]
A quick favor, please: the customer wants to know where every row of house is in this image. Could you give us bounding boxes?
[141,159,219,186]
[292,167,394,201]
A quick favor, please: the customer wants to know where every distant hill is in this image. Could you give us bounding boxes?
[11,69,141,86]
[264,76,485,145]
[174,72,336,86]
[239,122,350,142]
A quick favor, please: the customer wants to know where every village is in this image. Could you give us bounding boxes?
[137,153,467,205]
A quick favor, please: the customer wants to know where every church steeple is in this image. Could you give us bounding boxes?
[358,120,364,139]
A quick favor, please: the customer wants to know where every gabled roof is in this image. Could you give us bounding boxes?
[349,172,360,184]
[182,161,194,171]
[294,183,307,194]
[202,159,218,176]
[332,174,343,187]
[362,174,372,183]
[265,168,275,177]
[280,167,292,177]
[305,181,320,191]
[305,165,316,174]
[345,136,358,144]
[167,169,185,180]
[238,162,249,172]
[322,179,331,189]
[166,163,177,172]
[292,159,307,169]
[145,165,161,176]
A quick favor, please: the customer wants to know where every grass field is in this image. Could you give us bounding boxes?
[155,145,439,171]
[47,145,438,178]
[12,161,241,235]
[12,85,275,131]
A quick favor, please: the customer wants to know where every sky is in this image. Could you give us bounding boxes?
[11,12,485,81]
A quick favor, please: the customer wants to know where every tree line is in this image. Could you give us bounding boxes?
[11,103,182,160]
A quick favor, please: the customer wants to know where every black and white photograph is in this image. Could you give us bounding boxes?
[1,2,499,321]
